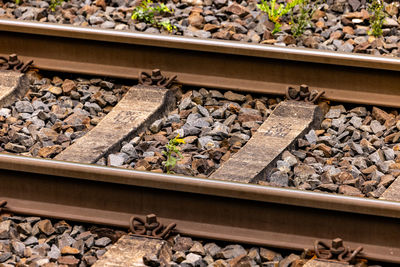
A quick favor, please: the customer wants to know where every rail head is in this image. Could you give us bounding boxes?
[0,19,400,71]
[1,153,400,219]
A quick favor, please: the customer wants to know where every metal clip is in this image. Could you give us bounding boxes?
[129,214,176,240]
[314,238,363,263]
[0,54,33,73]
[286,84,324,103]
[138,69,177,88]
[0,200,7,213]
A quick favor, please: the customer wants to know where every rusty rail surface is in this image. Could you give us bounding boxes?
[0,19,400,107]
[0,154,399,263]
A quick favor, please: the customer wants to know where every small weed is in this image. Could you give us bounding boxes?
[290,0,321,38]
[162,134,185,174]
[368,0,385,37]
[132,0,176,32]
[14,0,20,5]
[49,0,64,12]
[258,0,303,34]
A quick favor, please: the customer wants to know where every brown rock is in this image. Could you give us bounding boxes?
[79,5,99,16]
[61,246,80,255]
[38,145,63,158]
[361,165,377,174]
[204,24,220,32]
[238,108,262,123]
[226,3,250,17]
[343,9,369,20]
[314,143,331,157]
[58,256,80,266]
[390,163,400,170]
[224,91,246,102]
[173,236,193,252]
[39,128,60,142]
[315,20,325,28]
[311,10,325,21]
[61,79,76,95]
[262,30,273,40]
[48,86,62,96]
[134,159,152,171]
[188,12,204,29]
[338,185,363,196]
[94,0,106,10]
[341,17,354,26]
[229,255,252,267]
[330,30,343,40]
[303,36,318,48]
[259,247,278,261]
[283,35,296,45]
[232,33,246,41]
[4,143,26,153]
[385,2,399,16]
[334,171,353,184]
[212,30,232,40]
[354,42,371,53]
[379,175,395,187]
[342,26,354,35]
[37,219,55,235]
[372,107,391,124]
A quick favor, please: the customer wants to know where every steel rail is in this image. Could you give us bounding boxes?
[0,19,400,107]
[0,154,399,263]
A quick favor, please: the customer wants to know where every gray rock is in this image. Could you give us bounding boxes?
[198,136,218,149]
[121,143,138,158]
[305,130,317,144]
[204,243,221,258]
[108,153,126,166]
[95,237,112,247]
[197,105,209,117]
[89,15,105,25]
[216,244,247,259]
[11,240,25,257]
[208,122,229,138]
[0,252,12,263]
[368,149,385,164]
[15,101,34,113]
[0,108,11,117]
[268,171,289,187]
[370,120,385,134]
[211,107,226,119]
[179,97,194,110]
[150,119,164,133]
[182,253,202,266]
[349,116,362,128]
[325,108,341,118]
[167,114,181,124]
[189,241,206,256]
[101,21,116,29]
[24,236,38,246]
[383,148,395,161]
[47,244,61,260]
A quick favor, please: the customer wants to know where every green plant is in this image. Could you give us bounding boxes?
[290,0,320,37]
[258,0,303,34]
[49,0,64,12]
[132,0,176,32]
[14,0,20,5]
[162,134,185,174]
[367,0,385,37]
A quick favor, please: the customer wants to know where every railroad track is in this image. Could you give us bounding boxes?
[0,19,400,265]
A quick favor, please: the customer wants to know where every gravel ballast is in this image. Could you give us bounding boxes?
[264,104,400,199]
[0,70,128,159]
[0,214,125,266]
[103,88,282,177]
[0,0,399,57]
